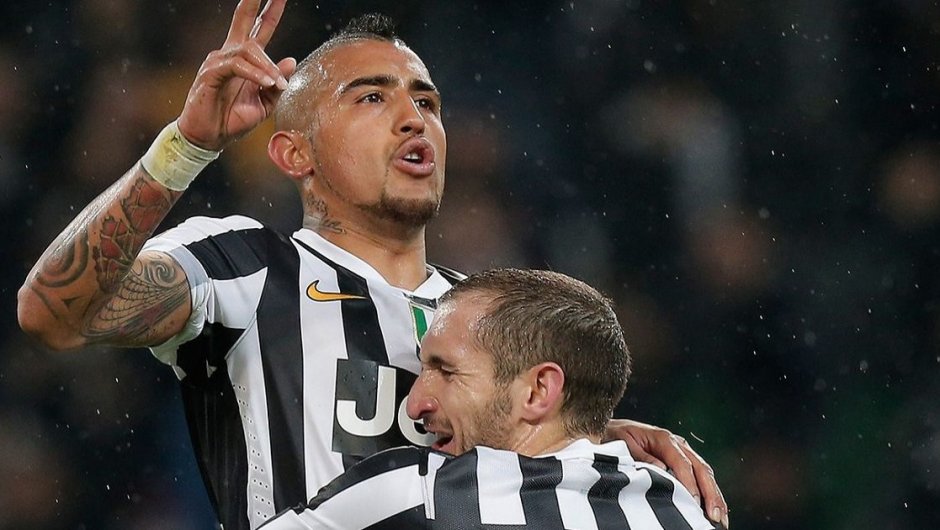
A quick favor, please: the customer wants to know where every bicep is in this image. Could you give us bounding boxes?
[83,250,192,347]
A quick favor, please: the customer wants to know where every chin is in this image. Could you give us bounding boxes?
[369,196,440,226]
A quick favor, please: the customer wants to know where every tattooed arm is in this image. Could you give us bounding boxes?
[18,0,296,350]
[17,166,191,350]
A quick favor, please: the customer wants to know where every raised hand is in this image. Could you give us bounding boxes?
[178,0,296,151]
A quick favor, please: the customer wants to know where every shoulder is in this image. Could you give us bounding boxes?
[355,446,428,476]
[164,214,266,239]
[146,215,276,250]
[633,463,715,528]
[317,446,428,499]
[435,446,516,477]
[147,215,294,279]
[264,447,429,529]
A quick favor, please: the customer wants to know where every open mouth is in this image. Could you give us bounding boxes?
[392,137,436,177]
[403,149,427,164]
[431,434,454,452]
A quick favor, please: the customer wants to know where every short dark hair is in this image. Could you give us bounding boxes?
[311,13,403,66]
[331,13,399,43]
[441,269,631,438]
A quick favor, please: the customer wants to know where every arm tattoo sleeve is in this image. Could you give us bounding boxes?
[28,167,185,345]
[35,230,90,289]
[84,253,190,345]
[94,177,175,292]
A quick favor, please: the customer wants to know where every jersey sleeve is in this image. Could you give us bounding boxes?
[259,447,428,529]
[142,215,266,379]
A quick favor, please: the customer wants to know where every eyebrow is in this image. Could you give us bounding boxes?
[419,351,447,367]
[340,74,440,96]
[411,78,439,94]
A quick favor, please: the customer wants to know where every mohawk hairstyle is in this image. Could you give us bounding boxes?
[333,13,399,42]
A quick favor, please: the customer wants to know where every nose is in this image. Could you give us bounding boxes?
[406,373,437,421]
[395,97,426,136]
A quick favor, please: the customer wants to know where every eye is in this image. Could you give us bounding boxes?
[420,354,455,379]
[424,363,454,380]
[359,92,384,104]
[415,96,438,112]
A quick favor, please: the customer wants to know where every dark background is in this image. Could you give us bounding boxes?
[1,1,939,528]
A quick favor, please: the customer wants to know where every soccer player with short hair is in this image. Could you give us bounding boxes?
[17,1,727,529]
[262,268,715,529]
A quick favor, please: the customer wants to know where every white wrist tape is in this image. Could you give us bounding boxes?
[140,121,220,191]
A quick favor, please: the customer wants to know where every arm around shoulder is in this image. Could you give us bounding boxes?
[606,418,728,528]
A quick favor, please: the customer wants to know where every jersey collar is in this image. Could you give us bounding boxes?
[542,438,637,465]
[292,228,451,297]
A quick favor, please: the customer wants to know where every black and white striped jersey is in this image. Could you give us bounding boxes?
[142,215,462,530]
[260,439,714,530]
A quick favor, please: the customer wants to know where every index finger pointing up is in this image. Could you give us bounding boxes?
[224,0,264,45]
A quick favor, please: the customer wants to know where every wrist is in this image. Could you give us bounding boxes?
[140,120,221,191]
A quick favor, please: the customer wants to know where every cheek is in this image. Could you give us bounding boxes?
[319,110,385,157]
[451,385,491,420]
[316,132,384,186]
[431,121,447,152]
[324,126,366,161]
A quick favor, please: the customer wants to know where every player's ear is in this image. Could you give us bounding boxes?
[268,130,315,181]
[518,362,565,423]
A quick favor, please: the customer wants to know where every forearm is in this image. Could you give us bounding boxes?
[19,0,292,350]
[18,164,183,349]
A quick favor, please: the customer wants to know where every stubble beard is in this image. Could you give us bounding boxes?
[361,188,441,228]
[316,165,442,229]
[459,384,514,455]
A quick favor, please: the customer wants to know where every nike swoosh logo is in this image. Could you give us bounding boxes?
[306,280,367,302]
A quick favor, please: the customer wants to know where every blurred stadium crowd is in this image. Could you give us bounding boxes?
[1,1,938,528]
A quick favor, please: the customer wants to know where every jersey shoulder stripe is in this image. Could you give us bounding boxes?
[148,214,264,248]
[588,452,631,528]
[308,446,426,511]
[517,453,564,528]
[184,225,292,281]
[432,448,482,527]
[644,467,696,530]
